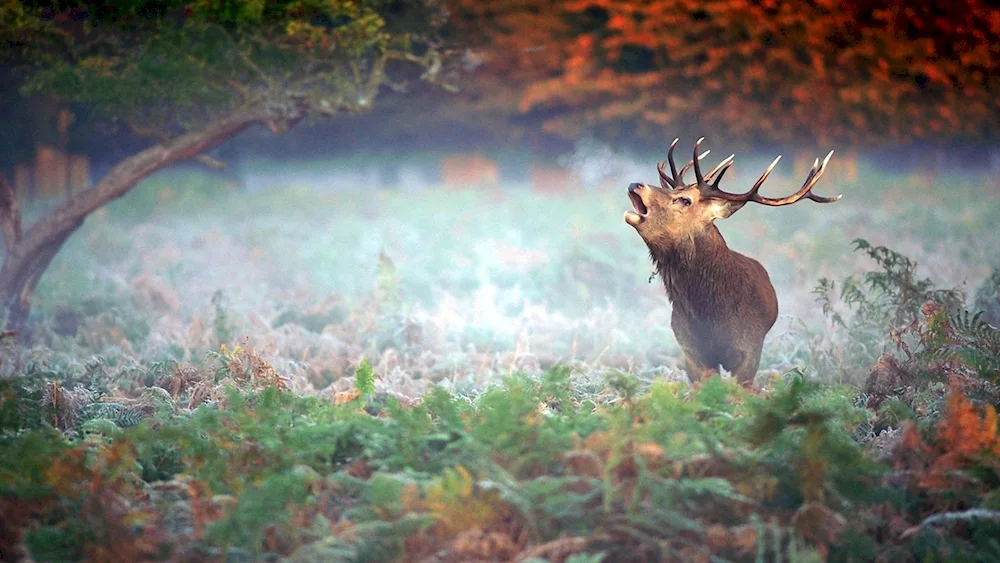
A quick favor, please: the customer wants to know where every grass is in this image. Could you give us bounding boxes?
[21,157,999,386]
[2,154,1000,561]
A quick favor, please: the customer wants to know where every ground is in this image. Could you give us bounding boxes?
[1,154,999,562]
[13,156,998,391]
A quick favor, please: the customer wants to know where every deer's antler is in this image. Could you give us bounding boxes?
[700,148,841,206]
[658,138,733,189]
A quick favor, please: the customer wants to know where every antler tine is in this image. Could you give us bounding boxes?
[705,154,735,183]
[751,150,839,205]
[804,151,841,202]
[667,138,680,184]
[657,160,675,189]
[702,150,840,206]
[700,154,777,201]
[693,137,706,184]
[678,149,711,185]
[747,155,783,198]
[710,159,735,188]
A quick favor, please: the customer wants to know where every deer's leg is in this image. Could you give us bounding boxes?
[672,315,721,383]
[726,346,762,389]
[679,345,719,383]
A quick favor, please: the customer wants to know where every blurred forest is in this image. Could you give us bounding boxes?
[5,0,1000,186]
[446,0,1000,146]
[3,1,1000,562]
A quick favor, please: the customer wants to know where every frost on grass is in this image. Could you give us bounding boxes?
[10,165,999,398]
[3,166,1000,562]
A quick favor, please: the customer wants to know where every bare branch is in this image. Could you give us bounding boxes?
[308,95,346,117]
[2,102,307,331]
[363,53,388,103]
[514,535,607,563]
[901,509,1000,539]
[349,60,365,99]
[261,95,310,133]
[386,45,459,92]
[227,79,255,102]
[193,154,227,170]
[230,34,271,84]
[125,118,229,170]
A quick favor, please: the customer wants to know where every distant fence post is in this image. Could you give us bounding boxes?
[15,147,89,202]
[13,163,32,200]
[68,154,90,192]
[529,164,581,195]
[440,153,500,190]
[844,149,858,183]
[34,144,69,199]
[16,104,91,201]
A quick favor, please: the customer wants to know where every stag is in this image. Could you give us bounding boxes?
[624,138,840,387]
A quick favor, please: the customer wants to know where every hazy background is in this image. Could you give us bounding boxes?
[3,0,999,398]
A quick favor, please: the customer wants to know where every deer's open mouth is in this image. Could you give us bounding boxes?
[625,185,648,226]
[628,190,648,215]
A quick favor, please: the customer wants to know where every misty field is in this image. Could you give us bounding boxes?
[5,156,1000,384]
[11,157,998,388]
[3,157,1000,562]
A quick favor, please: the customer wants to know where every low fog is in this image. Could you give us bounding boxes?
[15,132,998,399]
[10,2,1000,559]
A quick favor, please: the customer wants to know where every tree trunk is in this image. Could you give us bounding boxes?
[0,101,306,336]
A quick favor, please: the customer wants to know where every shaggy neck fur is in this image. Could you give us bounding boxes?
[649,224,739,319]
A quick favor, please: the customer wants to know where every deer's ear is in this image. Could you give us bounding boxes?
[704,199,746,222]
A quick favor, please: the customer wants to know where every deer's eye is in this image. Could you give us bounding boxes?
[676,197,692,207]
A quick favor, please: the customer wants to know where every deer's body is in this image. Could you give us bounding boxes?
[652,224,778,383]
[625,138,839,387]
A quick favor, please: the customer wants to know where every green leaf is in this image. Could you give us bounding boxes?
[356,358,376,397]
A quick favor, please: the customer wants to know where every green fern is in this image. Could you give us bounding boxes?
[211,289,235,347]
[850,238,964,324]
[813,238,966,380]
[972,268,1000,327]
[355,358,376,397]
[921,309,1000,383]
[78,402,148,428]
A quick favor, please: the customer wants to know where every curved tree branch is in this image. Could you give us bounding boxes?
[0,0,456,336]
[0,98,308,332]
[125,118,229,170]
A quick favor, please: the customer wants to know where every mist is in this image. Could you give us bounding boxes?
[12,129,995,399]
[8,2,1000,557]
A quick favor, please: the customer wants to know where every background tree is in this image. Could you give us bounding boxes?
[0,0,455,333]
[445,0,1000,149]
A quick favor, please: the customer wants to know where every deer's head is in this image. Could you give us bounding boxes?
[625,138,840,253]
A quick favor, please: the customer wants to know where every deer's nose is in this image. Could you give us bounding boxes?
[628,182,645,193]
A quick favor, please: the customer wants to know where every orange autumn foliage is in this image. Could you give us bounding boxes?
[446,0,1000,146]
[40,441,168,560]
[937,392,1000,460]
[900,391,1000,490]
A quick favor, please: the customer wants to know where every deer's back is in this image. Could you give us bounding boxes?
[665,249,778,352]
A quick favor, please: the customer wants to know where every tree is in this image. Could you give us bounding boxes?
[0,0,455,333]
[445,0,1000,148]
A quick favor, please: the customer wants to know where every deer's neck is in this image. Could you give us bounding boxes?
[652,225,735,313]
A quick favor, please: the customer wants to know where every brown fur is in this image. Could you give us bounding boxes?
[650,222,777,385]
[626,183,777,386]
[626,141,838,387]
